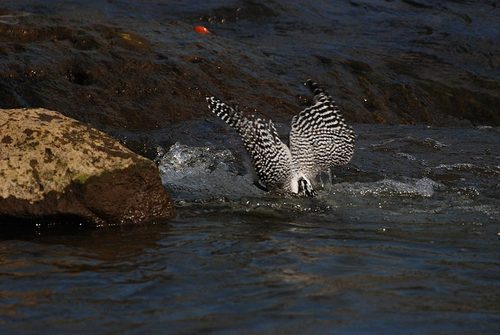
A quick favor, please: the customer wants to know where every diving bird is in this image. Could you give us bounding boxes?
[206,80,355,197]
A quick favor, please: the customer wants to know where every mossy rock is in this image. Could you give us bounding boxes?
[0,108,175,225]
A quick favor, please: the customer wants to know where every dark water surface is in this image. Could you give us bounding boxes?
[2,124,499,334]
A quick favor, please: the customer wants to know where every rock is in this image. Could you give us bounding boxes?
[0,108,175,225]
[1,5,499,130]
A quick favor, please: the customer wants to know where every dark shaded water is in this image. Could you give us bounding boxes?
[1,0,500,333]
[2,124,499,334]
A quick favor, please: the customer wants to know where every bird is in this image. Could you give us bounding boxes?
[206,79,355,197]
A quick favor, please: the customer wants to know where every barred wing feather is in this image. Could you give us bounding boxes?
[207,97,292,190]
[289,80,355,179]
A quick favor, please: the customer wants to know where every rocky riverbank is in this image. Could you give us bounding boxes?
[0,1,498,138]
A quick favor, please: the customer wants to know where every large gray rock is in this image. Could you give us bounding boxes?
[0,108,175,225]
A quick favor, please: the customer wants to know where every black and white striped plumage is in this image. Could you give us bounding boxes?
[207,79,355,196]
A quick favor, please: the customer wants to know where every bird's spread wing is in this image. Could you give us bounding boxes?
[289,80,355,179]
[207,96,292,190]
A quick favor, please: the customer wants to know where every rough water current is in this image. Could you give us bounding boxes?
[156,124,498,227]
[2,124,498,334]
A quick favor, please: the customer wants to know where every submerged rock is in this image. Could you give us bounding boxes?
[1,2,499,133]
[0,108,175,225]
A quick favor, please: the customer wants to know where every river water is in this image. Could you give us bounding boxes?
[1,124,499,334]
[1,0,500,333]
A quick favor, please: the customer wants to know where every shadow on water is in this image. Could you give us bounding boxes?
[1,212,499,334]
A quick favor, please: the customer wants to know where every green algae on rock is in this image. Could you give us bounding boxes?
[0,108,175,225]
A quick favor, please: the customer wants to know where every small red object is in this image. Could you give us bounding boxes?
[194,25,210,35]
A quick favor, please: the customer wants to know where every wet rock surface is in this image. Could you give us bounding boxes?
[0,108,175,225]
[0,0,498,146]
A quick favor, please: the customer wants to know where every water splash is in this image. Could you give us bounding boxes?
[155,142,264,200]
[155,142,456,222]
[328,177,444,198]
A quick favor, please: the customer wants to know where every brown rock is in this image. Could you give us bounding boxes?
[0,108,175,225]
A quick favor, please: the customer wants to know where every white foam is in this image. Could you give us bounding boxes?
[155,143,263,200]
[329,177,443,197]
